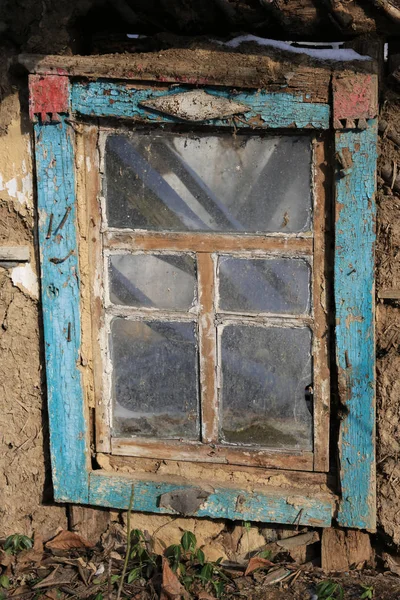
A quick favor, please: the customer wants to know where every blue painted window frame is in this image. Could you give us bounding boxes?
[32,73,377,530]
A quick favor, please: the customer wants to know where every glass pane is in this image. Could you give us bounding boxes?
[218,256,311,314]
[111,318,199,439]
[220,325,313,450]
[109,254,197,310]
[105,131,312,233]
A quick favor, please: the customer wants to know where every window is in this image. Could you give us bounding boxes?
[94,127,329,472]
[27,52,378,530]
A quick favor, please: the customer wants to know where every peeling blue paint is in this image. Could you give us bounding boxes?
[89,473,334,526]
[34,117,89,503]
[335,121,377,530]
[71,81,330,129]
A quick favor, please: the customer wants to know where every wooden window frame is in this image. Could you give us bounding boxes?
[91,126,328,473]
[25,52,378,530]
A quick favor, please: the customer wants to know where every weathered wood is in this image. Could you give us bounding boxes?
[34,113,90,503]
[197,253,218,443]
[111,438,314,471]
[88,471,334,527]
[0,246,30,262]
[312,139,331,472]
[71,81,330,129]
[378,288,400,300]
[321,528,373,571]
[18,51,333,102]
[104,232,313,254]
[69,505,110,545]
[380,163,400,194]
[335,121,377,530]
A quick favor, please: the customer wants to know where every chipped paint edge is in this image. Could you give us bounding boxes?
[335,120,377,530]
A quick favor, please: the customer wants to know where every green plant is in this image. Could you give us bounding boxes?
[316,580,344,600]
[165,531,228,597]
[0,576,9,590]
[360,585,374,599]
[4,534,33,555]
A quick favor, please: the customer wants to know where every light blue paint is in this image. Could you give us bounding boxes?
[335,120,377,530]
[89,473,334,526]
[71,81,330,129]
[34,117,89,503]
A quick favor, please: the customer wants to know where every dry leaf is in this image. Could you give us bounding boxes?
[244,556,274,576]
[161,558,188,599]
[0,549,14,568]
[33,566,76,589]
[46,530,93,550]
[263,566,292,585]
[198,592,217,599]
[384,552,400,576]
[17,535,44,566]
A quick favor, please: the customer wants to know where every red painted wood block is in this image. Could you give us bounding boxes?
[29,74,70,122]
[333,73,378,129]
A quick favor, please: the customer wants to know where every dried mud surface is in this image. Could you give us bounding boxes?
[376,96,400,546]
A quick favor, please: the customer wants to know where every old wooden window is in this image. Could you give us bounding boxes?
[94,126,329,473]
[25,50,378,530]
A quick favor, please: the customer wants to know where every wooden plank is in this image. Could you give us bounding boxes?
[111,438,314,471]
[88,471,334,526]
[335,121,377,530]
[0,246,30,262]
[69,505,110,545]
[71,82,330,130]
[18,51,332,102]
[104,231,313,254]
[321,528,373,571]
[197,253,218,443]
[378,288,400,300]
[312,139,331,472]
[34,114,90,503]
[80,127,112,453]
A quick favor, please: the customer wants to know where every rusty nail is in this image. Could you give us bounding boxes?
[49,249,74,264]
[56,206,71,232]
[67,322,71,342]
[46,213,54,239]
[347,268,356,276]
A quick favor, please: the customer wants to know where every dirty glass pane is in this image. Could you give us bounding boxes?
[111,318,199,439]
[220,325,313,450]
[218,256,311,314]
[109,254,197,311]
[105,132,312,233]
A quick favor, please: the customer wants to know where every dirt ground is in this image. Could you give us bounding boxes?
[1,526,400,600]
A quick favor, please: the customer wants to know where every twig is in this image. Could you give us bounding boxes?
[107,557,112,600]
[116,485,135,600]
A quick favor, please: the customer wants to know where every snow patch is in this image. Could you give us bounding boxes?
[11,263,39,299]
[214,35,371,61]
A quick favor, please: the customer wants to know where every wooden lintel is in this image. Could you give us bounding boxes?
[18,51,334,102]
[0,246,30,262]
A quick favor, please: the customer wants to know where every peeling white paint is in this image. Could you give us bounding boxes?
[0,174,4,191]
[6,177,17,198]
[86,157,92,172]
[11,263,39,299]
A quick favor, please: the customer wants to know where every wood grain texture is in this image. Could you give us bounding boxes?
[104,231,313,253]
[18,52,332,101]
[335,121,377,530]
[111,438,314,471]
[34,116,90,503]
[89,471,334,526]
[71,82,330,129]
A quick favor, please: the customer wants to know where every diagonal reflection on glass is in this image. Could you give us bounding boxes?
[109,253,197,310]
[111,318,200,439]
[218,256,311,314]
[220,324,313,450]
[105,131,312,233]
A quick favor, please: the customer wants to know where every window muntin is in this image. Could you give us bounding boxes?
[94,125,328,469]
